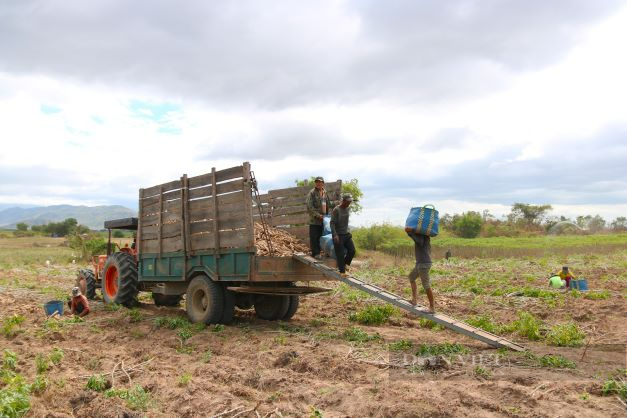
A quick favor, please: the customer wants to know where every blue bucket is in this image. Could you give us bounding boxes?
[44,300,64,316]
[569,279,589,291]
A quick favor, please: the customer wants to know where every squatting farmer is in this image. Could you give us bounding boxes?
[306,176,332,260]
[331,193,356,278]
[67,287,90,317]
[557,265,575,289]
[407,231,435,312]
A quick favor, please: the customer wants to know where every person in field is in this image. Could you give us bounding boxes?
[407,231,435,312]
[67,287,90,317]
[555,265,575,289]
[331,194,356,277]
[306,176,332,260]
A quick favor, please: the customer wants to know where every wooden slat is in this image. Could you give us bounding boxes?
[188,165,244,188]
[190,230,250,250]
[270,212,309,226]
[276,225,309,240]
[268,181,342,199]
[182,175,191,264]
[272,205,307,216]
[142,198,182,217]
[142,222,181,238]
[141,188,182,207]
[270,196,310,207]
[143,236,183,253]
[189,217,248,235]
[141,210,181,226]
[187,179,245,200]
[242,162,255,247]
[141,179,182,199]
[211,168,220,252]
[158,186,163,255]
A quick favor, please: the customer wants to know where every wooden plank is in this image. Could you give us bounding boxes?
[271,205,307,216]
[143,236,183,253]
[142,222,181,238]
[158,186,163,256]
[141,179,182,199]
[142,198,182,216]
[268,181,342,199]
[211,168,220,252]
[270,196,309,207]
[187,178,245,200]
[276,225,309,241]
[141,188,182,207]
[137,188,143,254]
[188,165,244,188]
[189,217,248,235]
[190,229,251,250]
[242,162,255,247]
[141,210,181,226]
[270,212,309,226]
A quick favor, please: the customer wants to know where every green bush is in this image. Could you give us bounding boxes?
[2,315,25,338]
[546,322,586,347]
[352,224,406,251]
[538,354,576,369]
[451,212,483,238]
[388,339,413,351]
[508,311,542,340]
[601,379,627,400]
[343,327,381,343]
[349,304,397,325]
[86,374,108,392]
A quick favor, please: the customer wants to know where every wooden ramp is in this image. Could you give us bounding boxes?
[293,253,526,352]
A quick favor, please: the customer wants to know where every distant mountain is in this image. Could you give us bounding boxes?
[0,205,137,230]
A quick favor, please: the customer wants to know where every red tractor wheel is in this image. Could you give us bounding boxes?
[101,252,138,307]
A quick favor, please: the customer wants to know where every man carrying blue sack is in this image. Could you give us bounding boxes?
[331,194,356,278]
[407,231,435,312]
[306,176,332,260]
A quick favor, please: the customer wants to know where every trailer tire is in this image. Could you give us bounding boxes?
[220,286,236,325]
[283,296,300,320]
[186,275,224,324]
[76,269,97,300]
[254,295,290,321]
[152,293,182,307]
[102,252,138,307]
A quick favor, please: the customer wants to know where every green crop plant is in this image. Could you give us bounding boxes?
[34,354,49,374]
[178,372,192,386]
[538,354,576,369]
[86,374,108,392]
[201,350,213,363]
[601,379,627,400]
[349,304,397,325]
[584,290,610,300]
[417,318,444,331]
[104,303,122,312]
[388,339,413,351]
[0,376,31,418]
[212,324,225,333]
[343,327,381,343]
[2,315,25,338]
[153,316,190,329]
[30,375,48,394]
[48,348,64,365]
[415,342,468,356]
[546,322,586,347]
[105,385,152,411]
[127,308,143,323]
[465,314,500,334]
[473,366,492,379]
[3,350,17,371]
[508,311,542,340]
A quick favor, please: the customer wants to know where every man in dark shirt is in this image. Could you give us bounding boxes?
[407,232,435,312]
[67,287,91,317]
[306,176,332,259]
[331,194,356,277]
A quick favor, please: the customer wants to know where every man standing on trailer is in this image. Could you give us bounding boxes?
[331,194,356,278]
[306,176,332,260]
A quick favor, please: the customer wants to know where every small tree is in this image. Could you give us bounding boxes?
[295,177,363,214]
[452,211,483,238]
[610,216,627,231]
[15,222,28,231]
[509,203,552,226]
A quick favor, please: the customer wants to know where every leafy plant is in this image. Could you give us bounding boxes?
[34,354,49,374]
[388,339,413,351]
[415,343,468,356]
[508,311,542,340]
[343,327,381,343]
[601,379,627,400]
[30,375,48,394]
[153,316,190,329]
[473,366,492,379]
[2,315,25,338]
[546,323,586,347]
[417,318,445,331]
[201,350,213,363]
[85,374,108,392]
[0,378,31,418]
[105,385,152,411]
[466,314,500,333]
[48,348,64,365]
[3,350,17,371]
[538,354,576,369]
[349,304,397,325]
[127,308,143,323]
[212,324,225,333]
[104,303,122,312]
[178,372,192,386]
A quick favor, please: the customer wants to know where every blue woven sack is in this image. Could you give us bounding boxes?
[404,204,439,237]
[320,234,336,259]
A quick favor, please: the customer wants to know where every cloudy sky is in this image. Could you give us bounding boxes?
[1,0,626,226]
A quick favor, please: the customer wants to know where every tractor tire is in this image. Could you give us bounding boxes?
[254,295,290,321]
[220,286,236,325]
[76,269,97,300]
[152,293,182,307]
[186,275,224,324]
[102,252,139,307]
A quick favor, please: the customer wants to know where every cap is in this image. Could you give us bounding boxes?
[314,176,324,182]
[72,287,81,297]
[341,193,353,202]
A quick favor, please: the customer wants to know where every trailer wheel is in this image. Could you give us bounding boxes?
[220,286,236,325]
[186,275,224,324]
[76,269,97,300]
[254,295,290,321]
[102,252,138,307]
[152,293,182,307]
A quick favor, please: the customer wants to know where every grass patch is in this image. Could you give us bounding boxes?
[417,318,445,331]
[48,348,64,365]
[584,290,611,300]
[1,315,25,338]
[546,322,586,347]
[415,342,468,357]
[178,372,192,386]
[104,385,152,411]
[3,350,17,371]
[465,314,501,334]
[85,374,108,392]
[153,316,190,329]
[538,354,577,369]
[388,339,413,351]
[127,308,143,323]
[507,311,542,340]
[34,354,49,374]
[103,303,122,312]
[349,304,397,325]
[343,327,381,343]
[601,379,627,400]
[201,350,213,363]
[473,366,492,379]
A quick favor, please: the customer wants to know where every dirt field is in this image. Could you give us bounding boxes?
[1,239,626,417]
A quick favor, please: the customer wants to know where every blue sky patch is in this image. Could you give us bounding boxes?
[40,104,62,114]
[129,100,181,122]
